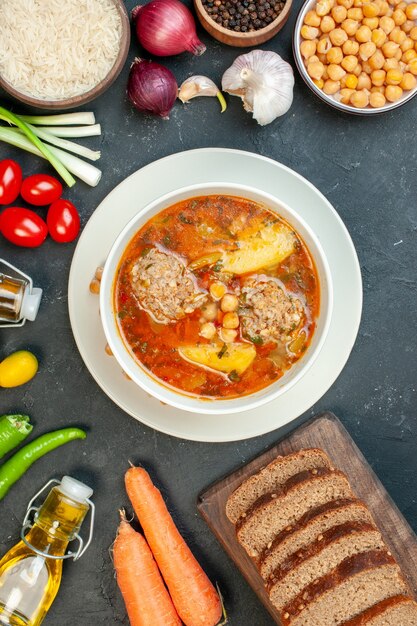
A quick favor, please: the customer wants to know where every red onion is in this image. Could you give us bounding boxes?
[132,0,206,57]
[127,58,178,119]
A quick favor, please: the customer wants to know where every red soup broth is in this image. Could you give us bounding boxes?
[114,195,320,399]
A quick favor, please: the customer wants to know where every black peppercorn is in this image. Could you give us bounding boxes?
[202,0,285,30]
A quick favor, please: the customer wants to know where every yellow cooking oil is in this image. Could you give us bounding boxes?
[0,477,93,626]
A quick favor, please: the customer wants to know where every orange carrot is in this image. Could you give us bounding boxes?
[114,510,182,626]
[125,466,222,626]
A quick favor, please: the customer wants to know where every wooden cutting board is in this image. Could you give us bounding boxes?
[198,412,417,624]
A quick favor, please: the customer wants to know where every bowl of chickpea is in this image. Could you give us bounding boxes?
[294,0,417,113]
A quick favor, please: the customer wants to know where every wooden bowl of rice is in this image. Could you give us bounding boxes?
[0,0,130,110]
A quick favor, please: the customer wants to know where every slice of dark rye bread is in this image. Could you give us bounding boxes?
[226,448,333,524]
[236,468,354,558]
[280,550,410,626]
[259,498,375,580]
[340,595,417,626]
[267,521,386,610]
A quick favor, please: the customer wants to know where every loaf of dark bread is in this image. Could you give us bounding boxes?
[225,448,416,626]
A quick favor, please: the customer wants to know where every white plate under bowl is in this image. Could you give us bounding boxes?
[99,182,333,415]
[68,148,362,442]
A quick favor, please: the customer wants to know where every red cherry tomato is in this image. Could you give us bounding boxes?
[47,199,80,243]
[21,174,63,206]
[0,207,48,247]
[0,160,22,205]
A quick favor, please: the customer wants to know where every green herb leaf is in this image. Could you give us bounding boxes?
[228,370,240,382]
[247,334,263,345]
[179,213,193,224]
[217,343,228,359]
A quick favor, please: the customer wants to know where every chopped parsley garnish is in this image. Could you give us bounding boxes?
[179,213,193,224]
[228,370,240,382]
[248,334,264,345]
[217,343,228,359]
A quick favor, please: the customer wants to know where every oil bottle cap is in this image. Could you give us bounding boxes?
[59,476,93,503]
[21,287,42,322]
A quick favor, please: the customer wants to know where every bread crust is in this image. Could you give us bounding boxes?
[267,521,382,589]
[236,467,340,532]
[236,468,354,557]
[340,595,417,626]
[281,550,401,623]
[259,498,374,579]
[226,448,333,524]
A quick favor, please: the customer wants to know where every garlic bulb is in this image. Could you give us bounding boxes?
[178,76,227,112]
[222,50,294,126]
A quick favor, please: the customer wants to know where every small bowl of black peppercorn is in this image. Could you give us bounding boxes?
[194,0,293,46]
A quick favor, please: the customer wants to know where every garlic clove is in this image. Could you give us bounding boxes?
[178,75,227,112]
[179,75,219,99]
[222,50,294,126]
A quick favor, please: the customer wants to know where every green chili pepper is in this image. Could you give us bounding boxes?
[0,427,86,501]
[0,414,32,460]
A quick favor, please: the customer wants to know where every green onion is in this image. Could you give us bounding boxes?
[34,124,101,138]
[18,112,96,126]
[0,127,101,187]
[26,124,101,161]
[0,106,75,187]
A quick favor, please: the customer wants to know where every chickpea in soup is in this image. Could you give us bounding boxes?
[114,195,320,399]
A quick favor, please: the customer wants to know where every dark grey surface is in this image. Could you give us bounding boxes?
[0,0,416,624]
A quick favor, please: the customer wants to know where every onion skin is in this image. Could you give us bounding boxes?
[127,58,178,119]
[132,0,206,57]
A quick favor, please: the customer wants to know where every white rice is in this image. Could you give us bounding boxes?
[0,0,122,100]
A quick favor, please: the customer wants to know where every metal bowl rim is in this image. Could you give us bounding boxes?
[293,0,417,116]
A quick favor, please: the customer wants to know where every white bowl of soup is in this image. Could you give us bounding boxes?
[100,183,333,414]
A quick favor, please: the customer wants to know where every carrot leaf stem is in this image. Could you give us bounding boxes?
[216,583,228,625]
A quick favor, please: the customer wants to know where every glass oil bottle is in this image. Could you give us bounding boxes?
[0,260,42,327]
[0,477,94,626]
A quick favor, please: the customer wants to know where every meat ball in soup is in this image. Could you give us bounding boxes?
[130,247,207,324]
[240,277,304,344]
[115,195,319,399]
